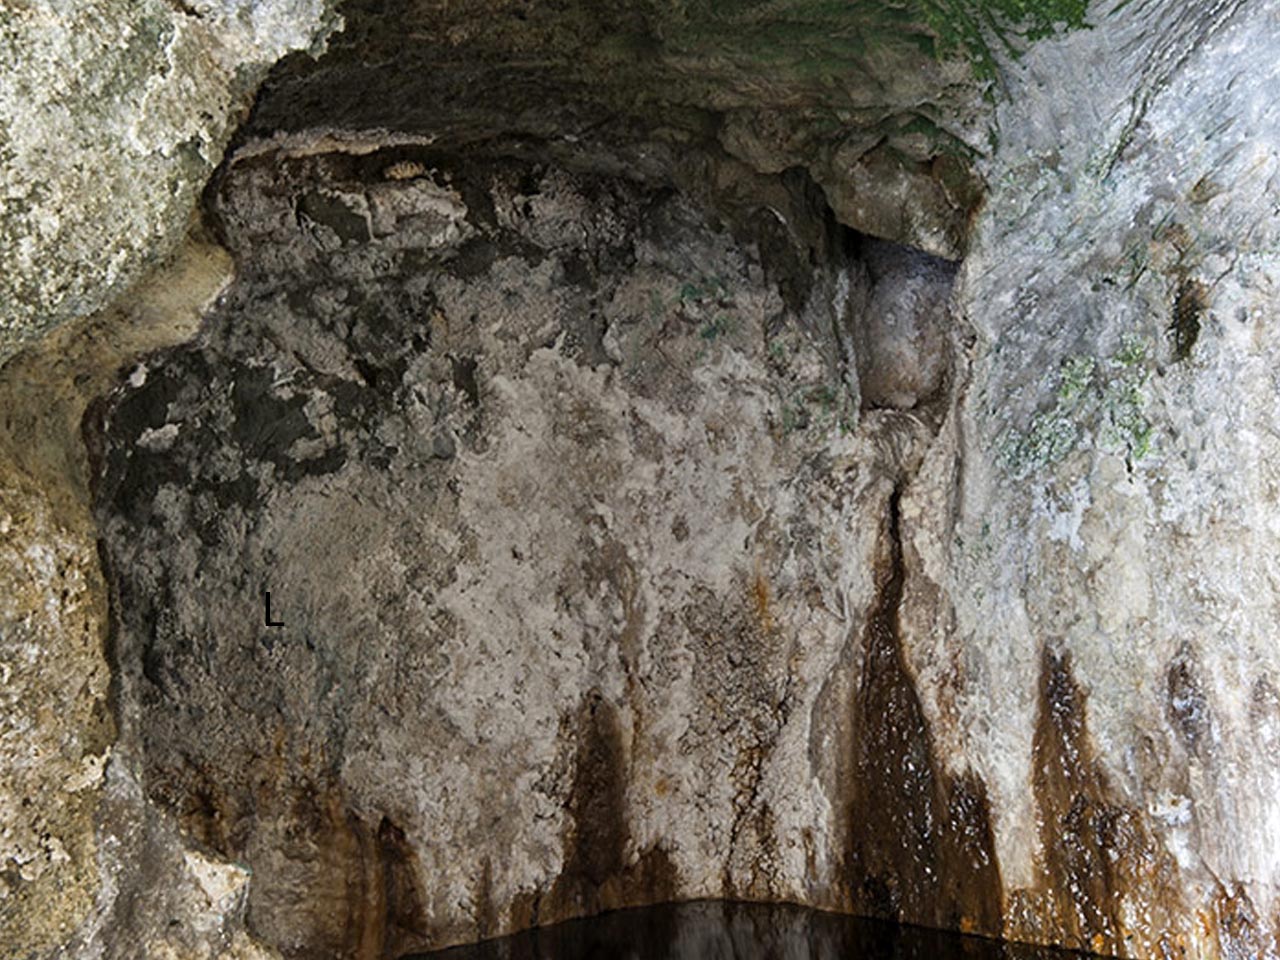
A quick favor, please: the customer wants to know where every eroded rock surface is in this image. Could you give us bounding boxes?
[92,145,955,956]
[0,461,111,953]
[244,0,995,260]
[7,0,1280,958]
[0,235,287,960]
[0,0,338,362]
[898,1,1280,955]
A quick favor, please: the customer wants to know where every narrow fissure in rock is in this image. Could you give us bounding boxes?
[845,486,1003,936]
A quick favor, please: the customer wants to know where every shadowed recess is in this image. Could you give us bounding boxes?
[410,900,1082,960]
[844,489,1003,935]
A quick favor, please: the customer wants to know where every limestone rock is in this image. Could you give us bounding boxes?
[0,0,339,362]
[243,0,994,259]
[91,148,916,956]
[0,461,111,954]
[7,1,1280,959]
[0,233,272,959]
[851,238,955,411]
[907,1,1280,954]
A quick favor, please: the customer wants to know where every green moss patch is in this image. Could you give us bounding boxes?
[999,335,1156,478]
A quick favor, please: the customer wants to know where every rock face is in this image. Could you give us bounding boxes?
[0,1,334,951]
[7,0,1280,959]
[932,2,1280,954]
[91,144,943,956]
[0,232,293,960]
[244,0,993,260]
[0,0,338,363]
[0,459,112,953]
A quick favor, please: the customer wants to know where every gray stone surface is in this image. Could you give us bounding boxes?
[93,147,928,957]
[923,1,1280,953]
[0,0,338,362]
[7,0,1280,958]
[242,0,994,260]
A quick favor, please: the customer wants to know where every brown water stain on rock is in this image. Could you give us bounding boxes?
[376,816,431,958]
[255,785,429,960]
[1030,650,1121,951]
[1025,647,1188,956]
[534,690,678,926]
[161,758,428,960]
[1170,277,1207,363]
[844,488,1003,937]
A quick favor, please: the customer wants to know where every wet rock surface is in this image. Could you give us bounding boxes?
[6,1,1280,958]
[411,900,1076,960]
[91,145,954,957]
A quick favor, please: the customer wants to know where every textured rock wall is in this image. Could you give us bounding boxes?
[7,0,1280,958]
[0,458,112,953]
[242,0,995,260]
[0,2,337,953]
[0,0,338,362]
[91,144,949,957]
[0,232,296,959]
[920,1,1280,954]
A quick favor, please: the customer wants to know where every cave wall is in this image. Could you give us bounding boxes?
[0,0,338,364]
[5,1,1280,959]
[927,1,1280,953]
[0,231,289,959]
[239,0,994,260]
[91,145,947,957]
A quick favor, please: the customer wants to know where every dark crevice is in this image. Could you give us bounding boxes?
[536,692,679,927]
[162,0,202,18]
[845,485,1003,936]
[1170,276,1206,362]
